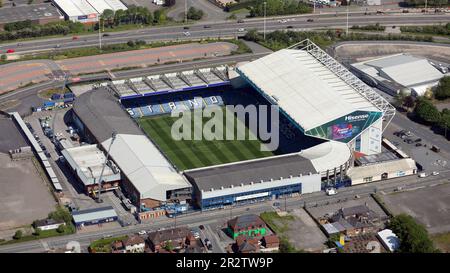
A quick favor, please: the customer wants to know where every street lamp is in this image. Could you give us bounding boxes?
[346,1,349,36]
[96,131,117,203]
[263,1,267,41]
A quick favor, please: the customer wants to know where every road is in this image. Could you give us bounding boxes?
[1,12,449,55]
[0,169,448,253]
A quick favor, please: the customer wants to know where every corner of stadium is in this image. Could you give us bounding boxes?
[69,39,398,216]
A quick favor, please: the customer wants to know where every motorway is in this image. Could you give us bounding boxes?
[1,12,449,54]
[0,168,448,253]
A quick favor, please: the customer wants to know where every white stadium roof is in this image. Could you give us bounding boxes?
[300,142,351,174]
[101,134,191,202]
[351,54,445,88]
[237,48,380,132]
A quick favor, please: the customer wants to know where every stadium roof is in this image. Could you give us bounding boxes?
[184,154,317,192]
[73,87,143,143]
[237,48,381,132]
[351,54,445,88]
[102,134,191,201]
[300,142,351,174]
[74,88,191,202]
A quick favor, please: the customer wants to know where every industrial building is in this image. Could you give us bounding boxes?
[72,206,118,228]
[0,3,63,30]
[52,0,127,23]
[350,53,448,97]
[61,144,121,195]
[185,154,321,210]
[71,88,192,210]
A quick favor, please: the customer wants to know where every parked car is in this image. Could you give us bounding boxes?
[237,19,244,23]
[286,25,294,29]
[432,171,440,176]
[326,188,337,196]
[306,19,314,22]
[6,49,15,53]
[414,138,422,142]
[203,25,211,28]
[183,31,191,36]
[102,33,110,37]
[418,172,427,178]
[72,36,79,40]
[415,143,422,147]
[138,230,147,235]
[238,28,245,32]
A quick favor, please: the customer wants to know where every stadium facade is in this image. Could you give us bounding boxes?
[70,39,395,212]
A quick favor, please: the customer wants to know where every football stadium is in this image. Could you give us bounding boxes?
[70,39,396,213]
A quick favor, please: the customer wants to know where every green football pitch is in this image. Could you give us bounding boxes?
[137,109,274,171]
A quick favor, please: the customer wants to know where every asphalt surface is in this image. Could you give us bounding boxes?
[0,170,448,253]
[1,12,449,55]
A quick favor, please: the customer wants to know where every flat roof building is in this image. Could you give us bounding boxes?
[72,206,118,227]
[61,144,121,195]
[0,3,63,30]
[351,53,448,97]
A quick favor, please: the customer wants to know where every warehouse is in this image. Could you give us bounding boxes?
[52,0,127,23]
[347,158,417,185]
[185,154,321,210]
[61,144,121,195]
[350,53,448,97]
[72,206,118,228]
[0,3,63,30]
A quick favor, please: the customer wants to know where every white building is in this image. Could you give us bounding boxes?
[52,0,127,23]
[348,158,417,185]
[351,53,448,97]
[123,235,146,253]
[35,219,66,231]
[237,39,394,156]
[377,229,400,252]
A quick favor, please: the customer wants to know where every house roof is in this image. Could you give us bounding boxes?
[123,235,145,247]
[263,235,279,245]
[341,205,371,217]
[147,227,191,245]
[228,214,266,230]
[238,240,258,253]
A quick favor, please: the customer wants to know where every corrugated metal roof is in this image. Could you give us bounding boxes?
[53,0,98,17]
[86,0,127,13]
[72,206,117,223]
[237,49,379,131]
[101,134,191,201]
[377,229,400,252]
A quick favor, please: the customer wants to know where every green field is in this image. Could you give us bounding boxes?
[138,109,274,171]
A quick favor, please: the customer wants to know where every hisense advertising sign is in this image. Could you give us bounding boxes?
[305,111,382,143]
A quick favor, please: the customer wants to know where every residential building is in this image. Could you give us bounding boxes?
[34,219,65,231]
[234,236,260,253]
[227,214,267,239]
[147,227,192,253]
[261,235,280,252]
[123,235,146,253]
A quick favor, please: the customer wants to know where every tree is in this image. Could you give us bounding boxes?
[33,228,41,236]
[403,95,416,110]
[1,54,6,61]
[244,29,261,42]
[48,206,72,224]
[101,9,115,28]
[187,7,204,21]
[127,40,135,47]
[414,97,441,124]
[388,214,437,253]
[164,240,174,251]
[13,230,23,240]
[438,110,450,138]
[435,76,450,100]
[56,225,65,233]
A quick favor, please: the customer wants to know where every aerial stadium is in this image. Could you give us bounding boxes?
[70,39,395,213]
